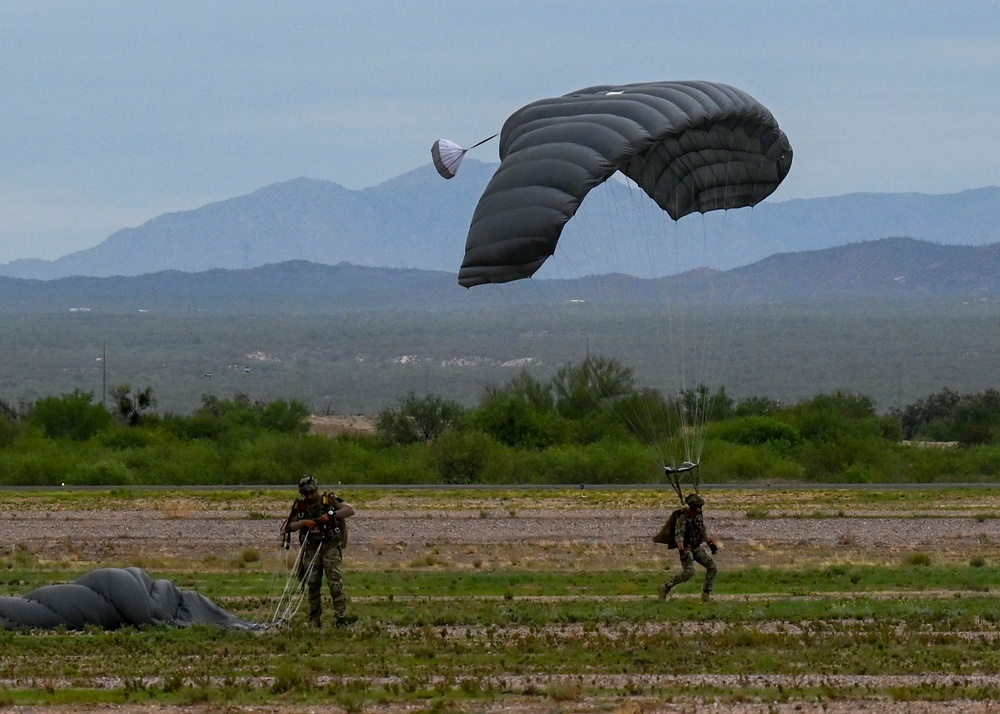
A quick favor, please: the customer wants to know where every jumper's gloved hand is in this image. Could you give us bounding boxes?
[709,543,719,555]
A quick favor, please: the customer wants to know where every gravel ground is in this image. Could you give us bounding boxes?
[3,499,1000,713]
[3,505,999,566]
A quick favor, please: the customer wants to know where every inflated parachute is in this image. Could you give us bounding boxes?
[458,81,792,287]
[0,567,252,631]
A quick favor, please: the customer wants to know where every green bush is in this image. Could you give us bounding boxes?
[0,416,20,448]
[430,429,501,484]
[376,392,465,445]
[712,416,802,450]
[122,439,220,485]
[69,458,134,486]
[0,450,79,486]
[464,396,567,448]
[700,440,805,482]
[31,390,113,441]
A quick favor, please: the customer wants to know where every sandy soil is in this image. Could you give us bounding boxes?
[4,502,999,571]
[308,414,375,437]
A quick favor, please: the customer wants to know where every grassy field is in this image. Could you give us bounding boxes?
[1,487,1000,712]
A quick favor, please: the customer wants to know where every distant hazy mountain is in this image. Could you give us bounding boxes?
[1,161,998,280]
[2,238,999,315]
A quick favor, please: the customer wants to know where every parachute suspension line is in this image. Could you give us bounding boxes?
[250,548,295,627]
[269,543,305,625]
[269,538,322,628]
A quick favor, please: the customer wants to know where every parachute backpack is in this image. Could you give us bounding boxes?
[652,508,684,549]
[325,492,349,549]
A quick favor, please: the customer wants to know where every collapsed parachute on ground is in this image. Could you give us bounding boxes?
[0,567,252,631]
[458,81,793,287]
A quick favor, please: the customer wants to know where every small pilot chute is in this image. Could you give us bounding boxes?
[431,139,467,179]
[430,134,499,179]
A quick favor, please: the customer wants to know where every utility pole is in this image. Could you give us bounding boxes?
[102,341,107,407]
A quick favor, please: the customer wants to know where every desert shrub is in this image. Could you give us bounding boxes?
[113,439,213,485]
[905,551,931,567]
[578,440,656,483]
[512,440,655,485]
[96,425,158,450]
[552,356,636,420]
[30,390,113,441]
[465,395,568,448]
[699,440,805,482]
[905,444,1000,483]
[68,458,134,486]
[225,432,337,483]
[376,392,465,445]
[0,449,81,486]
[256,399,311,434]
[0,415,20,448]
[225,457,277,485]
[611,388,677,443]
[312,438,437,485]
[893,388,1000,444]
[734,395,783,417]
[712,416,802,451]
[964,446,1000,477]
[160,411,228,441]
[430,429,501,484]
[567,408,633,445]
[361,447,437,484]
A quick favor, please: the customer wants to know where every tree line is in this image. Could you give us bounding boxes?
[2,359,1000,487]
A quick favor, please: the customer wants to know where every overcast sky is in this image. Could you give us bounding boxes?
[2,1,999,262]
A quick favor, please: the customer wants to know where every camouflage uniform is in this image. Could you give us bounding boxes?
[665,506,718,595]
[288,486,349,627]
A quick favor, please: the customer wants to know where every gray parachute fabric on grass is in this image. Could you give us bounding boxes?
[458,81,793,287]
[0,567,252,630]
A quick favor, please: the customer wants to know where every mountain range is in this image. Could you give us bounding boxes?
[2,237,999,315]
[1,160,999,281]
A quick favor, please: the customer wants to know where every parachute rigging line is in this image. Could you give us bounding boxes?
[268,536,322,629]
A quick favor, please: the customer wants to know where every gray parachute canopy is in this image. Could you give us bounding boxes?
[458,81,793,288]
[0,567,252,631]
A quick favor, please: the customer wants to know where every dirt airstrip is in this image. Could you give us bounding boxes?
[3,488,1000,714]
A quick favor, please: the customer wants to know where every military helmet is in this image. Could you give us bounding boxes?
[298,475,319,495]
[685,493,705,508]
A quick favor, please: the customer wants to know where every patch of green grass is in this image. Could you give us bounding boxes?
[5,486,1000,709]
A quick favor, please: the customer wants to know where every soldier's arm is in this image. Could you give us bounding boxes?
[674,512,688,555]
[333,500,355,520]
[282,505,305,532]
